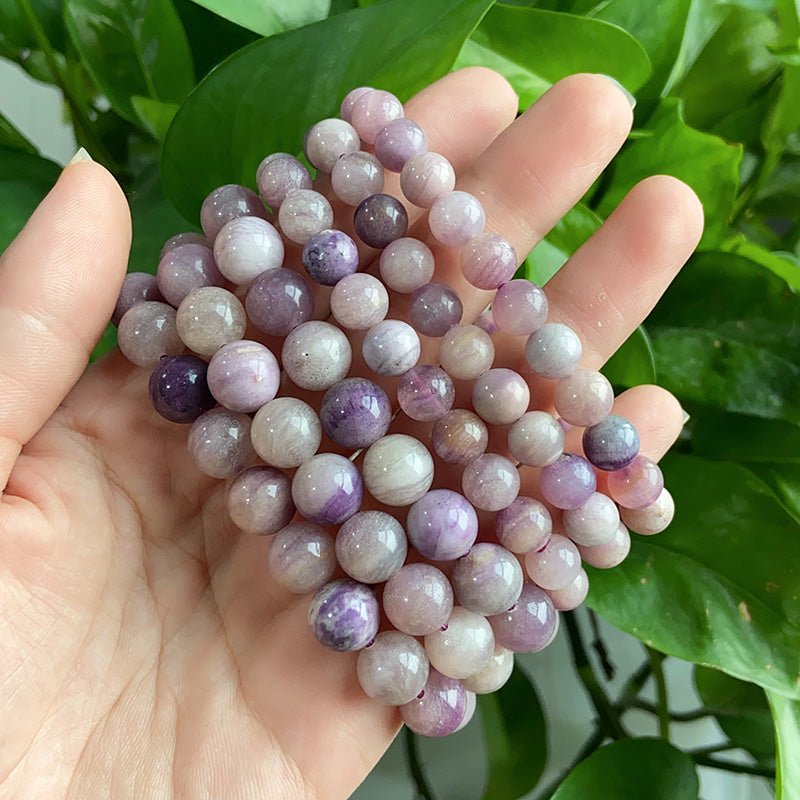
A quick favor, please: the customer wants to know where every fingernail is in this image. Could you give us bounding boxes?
[681,408,691,425]
[67,147,93,166]
[595,74,636,109]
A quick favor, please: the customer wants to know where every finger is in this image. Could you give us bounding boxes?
[0,157,131,492]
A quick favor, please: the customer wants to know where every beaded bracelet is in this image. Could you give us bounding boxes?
[113,84,675,738]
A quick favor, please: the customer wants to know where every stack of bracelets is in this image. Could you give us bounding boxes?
[113,85,675,738]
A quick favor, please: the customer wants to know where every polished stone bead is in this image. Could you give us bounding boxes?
[302,229,359,286]
[256,153,312,210]
[353,193,408,248]
[149,354,215,423]
[547,568,589,611]
[320,377,392,449]
[461,453,520,512]
[508,411,565,467]
[118,301,183,369]
[268,522,336,594]
[582,414,640,471]
[156,243,225,307]
[400,669,467,737]
[452,542,524,616]
[112,272,163,326]
[187,408,256,479]
[554,368,614,427]
[406,489,479,561]
[292,453,363,525]
[200,183,268,241]
[374,117,428,172]
[562,491,620,546]
[488,582,558,653]
[409,282,463,337]
[282,320,352,391]
[251,397,321,469]
[578,522,631,568]
[397,365,455,422]
[400,152,456,208]
[227,465,294,535]
[607,455,664,510]
[336,510,407,583]
[340,86,373,122]
[462,645,514,694]
[429,191,486,247]
[424,606,495,680]
[357,630,429,706]
[439,324,495,381]
[524,533,581,591]
[350,89,404,144]
[362,319,420,376]
[379,237,435,293]
[431,409,488,465]
[492,279,548,335]
[176,287,247,357]
[525,323,583,379]
[308,578,379,651]
[213,215,284,286]
[539,453,597,509]
[245,267,314,337]
[461,233,517,290]
[329,273,389,330]
[159,231,211,262]
[383,563,454,636]
[206,339,280,413]
[620,487,674,535]
[495,496,552,554]
[472,368,530,426]
[362,434,434,506]
[331,151,385,206]
[278,189,334,245]
[303,117,360,172]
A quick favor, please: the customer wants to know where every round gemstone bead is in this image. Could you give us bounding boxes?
[578,522,631,568]
[562,491,620,546]
[374,117,428,172]
[582,414,640,471]
[525,323,583,379]
[539,453,597,509]
[495,496,552,554]
[456,691,477,733]
[292,453,363,525]
[350,89,404,144]
[492,279,548,335]
[424,606,495,680]
[303,118,360,172]
[302,229,359,286]
[548,568,589,611]
[409,282,463,337]
[330,273,389,330]
[406,489,479,561]
[462,453,520,512]
[607,455,664,510]
[340,86,373,122]
[268,522,336,594]
[227,465,294,535]
[281,320,352,391]
[308,578,379,652]
[200,183,268,241]
[383,563,454,636]
[256,153,312,210]
[176,287,247,357]
[524,533,581,591]
[213,216,284,286]
[206,340,280,413]
[472,368,530,426]
[278,189,334,244]
[439,325,495,381]
[362,319,420,376]
[149,354,215,423]
[452,543,524,617]
[400,152,456,208]
[362,434,434,506]
[508,411,565,467]
[488,582,558,653]
[331,151,385,206]
[554,368,614,427]
[431,409,488,465]
[251,397,321,469]
[245,267,314,337]
[187,408,256,479]
[462,645,514,694]
[320,377,392,449]
[461,233,517,290]
[335,510,407,583]
[397,365,455,422]
[379,237,435,293]
[429,190,486,247]
[353,193,409,248]
[159,231,211,261]
[620,487,674,535]
[475,306,498,335]
[357,631,429,707]
[117,301,183,369]
[112,272,163,325]
[400,669,467,738]
[156,243,225,307]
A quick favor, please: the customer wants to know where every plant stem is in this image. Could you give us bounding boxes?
[619,660,652,702]
[403,727,436,800]
[534,727,606,800]
[688,743,737,758]
[588,610,615,681]
[693,754,775,778]
[626,699,716,722]
[647,648,670,740]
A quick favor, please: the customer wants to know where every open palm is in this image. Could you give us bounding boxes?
[0,69,702,800]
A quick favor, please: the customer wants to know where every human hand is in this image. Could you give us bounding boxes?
[0,68,702,799]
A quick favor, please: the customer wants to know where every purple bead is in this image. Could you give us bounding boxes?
[159,231,211,261]
[496,496,552,554]
[461,233,517,290]
[320,377,392,449]
[607,455,664,510]
[156,243,225,307]
[200,184,268,241]
[406,489,478,561]
[256,153,312,210]
[308,578,379,652]
[539,453,597,510]
[302,229,359,286]
[373,118,428,172]
[245,267,314,336]
[489,582,558,653]
[409,282,463,337]
[397,365,455,422]
[582,414,640,471]
[292,453,363,525]
[148,354,215,423]
[206,340,280,413]
[452,542,524,617]
[350,89,404,145]
[492,279,549,336]
[340,86,373,122]
[112,272,163,325]
[429,191,486,248]
[400,669,467,737]
[353,193,408,249]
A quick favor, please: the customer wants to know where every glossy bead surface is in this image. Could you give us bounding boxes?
[472,368,530,426]
[548,568,589,611]
[149,354,215,423]
[282,320,352,391]
[397,365,455,422]
[620,487,674,535]
[452,543,524,617]
[336,510,407,583]
[278,189,334,244]
[340,86,373,122]
[187,408,256,479]
[303,117,360,172]
[582,414,640,471]
[409,282,463,337]
[400,669,467,738]
[353,193,408,248]
[488,582,558,653]
[492,279,548,336]
[406,489,478,561]
[200,183,267,241]
[562,491,620,546]
[350,89,404,144]
[357,630,429,706]
[495,496,552,554]
[159,231,211,261]
[461,233,517,290]
[379,237,435,293]
[227,466,294,535]
[400,152,456,208]
[424,606,495,680]
[554,368,614,427]
[156,243,225,307]
[461,453,520,512]
[251,397,322,469]
[525,323,583,379]
[268,522,335,594]
[539,453,597,509]
[429,190,485,247]
[207,340,280,413]
[176,287,247,357]
[292,453,363,525]
[302,229,359,286]
[118,301,183,368]
[431,409,488,465]
[508,411,565,467]
[331,151,385,206]
[362,319,420,376]
[607,455,664,509]
[245,267,314,337]
[320,377,392,449]
[112,272,163,325]
[383,563,454,636]
[524,533,581,591]
[439,325,495,381]
[374,117,428,172]
[462,645,514,694]
[256,152,312,210]
[213,216,284,286]
[362,434,434,506]
[330,272,389,330]
[578,522,631,568]
[308,579,379,652]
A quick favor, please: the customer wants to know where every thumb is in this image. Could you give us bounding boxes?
[0,151,132,491]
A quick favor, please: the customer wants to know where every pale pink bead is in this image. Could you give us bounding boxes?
[340,86,373,122]
[429,191,486,247]
[400,152,456,208]
[331,151,385,206]
[227,466,294,535]
[507,411,564,467]
[379,237,435,292]
[187,408,256,479]
[553,368,614,427]
[492,279,548,336]
[383,563,454,635]
[620,487,674,535]
[268,522,335,593]
[462,645,514,694]
[462,453,520,512]
[525,323,583,379]
[117,301,183,368]
[330,273,389,330]
[495,496,552,554]
[303,118,360,172]
[524,533,581,591]
[424,606,495,680]
[213,216,284,286]
[472,368,530,425]
[256,153,312,210]
[176,287,246,357]
[350,89,404,144]
[277,189,333,244]
[578,522,631,568]
[607,455,664,509]
[454,691,477,732]
[562,491,620,546]
[357,630,429,706]
[461,233,517,290]
[439,325,495,381]
[547,568,589,611]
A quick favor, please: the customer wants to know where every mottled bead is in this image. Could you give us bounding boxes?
[251,397,321,469]
[439,325,495,381]
[308,578,379,652]
[245,267,314,337]
[461,233,517,290]
[200,184,268,241]
[383,563,454,636]
[406,489,478,561]
[278,189,334,244]
[431,409,488,465]
[357,630,429,706]
[607,455,664,510]
[213,216,284,286]
[492,279,548,336]
[292,453,363,525]
[176,287,247,357]
[582,414,640,471]
[540,453,597,510]
[462,645,514,694]
[424,606,495,680]
[303,118,360,172]
[362,319,420,376]
[112,272,163,326]
[340,86,373,122]
[302,229,359,286]
[488,582,558,653]
[397,365,455,422]
[282,320,351,391]
[508,411,565,467]
[400,152,456,208]
[374,117,428,172]
[256,153,312,210]
[562,492,620,546]
[330,272,389,330]
[400,669,467,738]
[409,282,463,337]
[525,533,581,591]
[268,522,335,593]
[578,522,631,568]
[227,465,294,535]
[620,487,674,535]
[159,231,211,262]
[187,408,256,479]
[472,368,530,426]
[149,354,215,423]
[429,191,486,247]
[350,88,404,144]
[206,340,280,413]
[320,377,392,449]
[156,243,225,307]
[353,193,408,248]
[547,568,589,611]
[525,323,583,379]
[362,434,434,506]
[118,301,183,368]
[554,368,614,427]
[336,510,407,583]
[331,151,385,206]
[452,543,523,617]
[379,237,435,293]
[461,453,520,512]
[495,496,552,554]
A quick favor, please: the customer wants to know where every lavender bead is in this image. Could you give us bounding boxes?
[302,229,359,286]
[383,563,454,636]
[492,279,548,336]
[582,414,640,471]
[379,237,435,293]
[117,301,183,368]
[409,282,463,337]
[350,89,404,144]
[200,184,268,241]
[156,243,225,307]
[406,489,478,561]
[251,397,321,469]
[374,117,428,172]
[303,118,360,172]
[159,231,211,261]
[508,411,565,467]
[524,533,581,591]
[354,193,408,249]
[462,645,514,694]
[308,579,379,652]
[320,377,392,449]
[400,152,456,208]
[362,434,434,506]
[472,368,530,426]
[206,340,280,413]
[431,409,488,465]
[554,368,614,427]
[579,522,631,568]
[607,455,664,510]
[488,582,558,653]
[357,630,429,706]
[340,86,373,122]
[620,487,674,535]
[397,365,455,422]
[401,669,467,738]
[461,233,517,290]
[452,543,524,616]
[540,453,597,510]
[187,408,256,479]
[362,319,420,376]
[336,510,407,583]
[292,453,363,525]
[495,496,552,554]
[245,267,314,337]
[282,321,352,391]
[429,191,486,248]
[330,273,389,330]
[424,606,495,680]
[548,568,589,611]
[213,216,284,285]
[475,306,498,335]
[278,189,334,245]
[176,287,247,357]
[256,153,312,210]
[462,453,520,512]
[525,323,583,379]
[439,325,495,381]
[149,354,215,423]
[331,151,385,206]
[562,491,620,546]
[112,272,163,326]
[227,466,294,535]
[268,522,335,593]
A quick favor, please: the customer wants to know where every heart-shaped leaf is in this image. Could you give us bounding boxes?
[186,0,330,36]
[767,690,800,800]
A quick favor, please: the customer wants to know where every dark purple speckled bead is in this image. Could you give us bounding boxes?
[308,578,379,651]
[353,193,408,249]
[488,582,558,653]
[409,282,463,338]
[582,414,640,471]
[148,354,215,423]
[302,229,359,286]
[320,377,392,449]
[245,267,314,337]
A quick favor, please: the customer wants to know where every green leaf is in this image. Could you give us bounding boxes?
[550,738,699,800]
[186,0,330,37]
[692,412,800,463]
[587,453,800,698]
[455,4,651,110]
[162,0,494,222]
[0,0,68,52]
[478,664,547,800]
[64,0,195,124]
[721,235,800,291]
[131,96,179,141]
[0,110,36,153]
[596,98,741,248]
[602,325,657,388]
[767,690,800,800]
